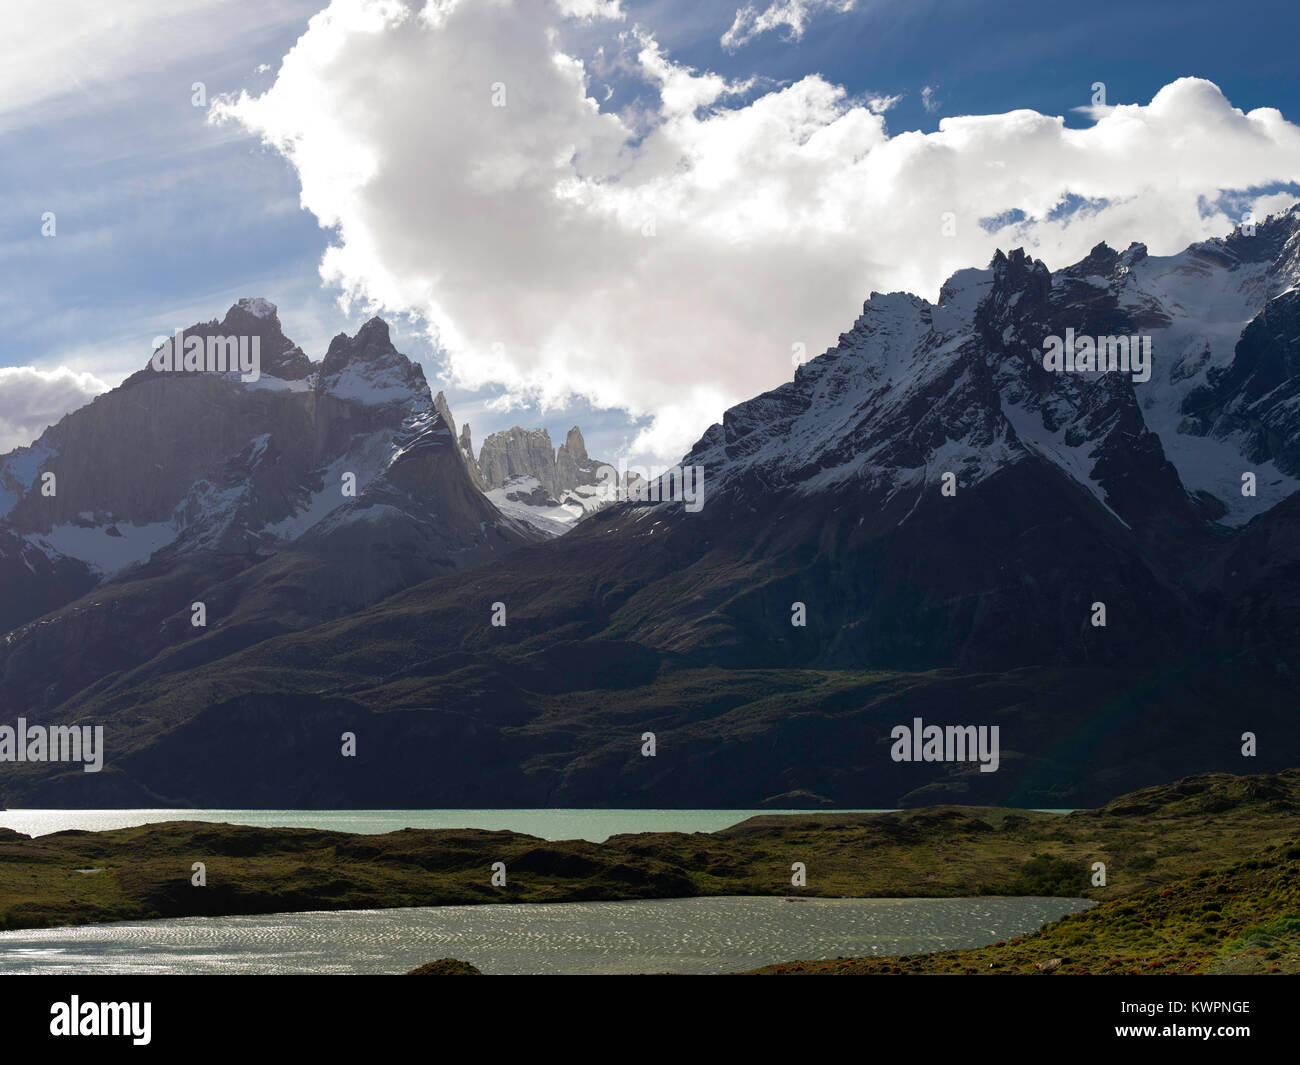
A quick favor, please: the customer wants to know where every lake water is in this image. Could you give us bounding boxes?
[0,808,889,841]
[0,896,1093,975]
[0,807,1074,841]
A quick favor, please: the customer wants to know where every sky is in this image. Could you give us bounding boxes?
[3,0,1300,462]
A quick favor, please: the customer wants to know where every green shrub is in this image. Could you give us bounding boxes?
[1008,855,1088,896]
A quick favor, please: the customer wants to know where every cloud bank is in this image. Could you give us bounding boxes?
[215,0,1300,462]
[0,367,108,452]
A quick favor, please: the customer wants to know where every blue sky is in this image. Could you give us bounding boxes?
[3,0,1299,460]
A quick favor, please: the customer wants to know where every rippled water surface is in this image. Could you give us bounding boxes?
[0,896,1091,975]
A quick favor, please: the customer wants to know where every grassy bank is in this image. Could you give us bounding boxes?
[0,770,1296,964]
[744,841,1300,975]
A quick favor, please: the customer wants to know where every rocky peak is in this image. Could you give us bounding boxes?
[322,317,396,371]
[555,425,607,498]
[560,426,587,461]
[1064,241,1122,280]
[457,422,485,490]
[136,298,314,381]
[432,391,457,438]
[469,420,619,534]
[478,427,558,498]
[989,247,1051,294]
[317,317,427,407]
[219,297,313,379]
[686,210,1300,547]
[1120,242,1149,268]
[238,296,276,318]
[1211,205,1300,269]
[433,393,488,490]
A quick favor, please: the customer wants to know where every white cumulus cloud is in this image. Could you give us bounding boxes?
[866,92,903,114]
[722,0,858,51]
[213,0,1300,463]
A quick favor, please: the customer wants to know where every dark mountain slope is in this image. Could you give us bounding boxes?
[5,211,1300,806]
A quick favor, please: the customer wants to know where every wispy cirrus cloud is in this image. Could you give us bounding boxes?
[0,0,318,135]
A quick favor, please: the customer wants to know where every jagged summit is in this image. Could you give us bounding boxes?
[478,426,559,497]
[117,298,612,538]
[685,205,1300,537]
[318,317,426,406]
[324,316,394,362]
[132,302,442,405]
[462,421,619,534]
[236,297,277,319]
[560,426,587,458]
[0,302,539,689]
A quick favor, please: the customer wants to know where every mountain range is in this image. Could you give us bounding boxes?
[3,207,1300,808]
[458,422,623,536]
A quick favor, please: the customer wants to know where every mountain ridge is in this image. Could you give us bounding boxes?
[4,208,1300,806]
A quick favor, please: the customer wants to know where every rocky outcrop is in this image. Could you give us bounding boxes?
[477,427,560,498]
[466,423,619,533]
[554,426,606,497]
[406,959,483,975]
[456,423,485,490]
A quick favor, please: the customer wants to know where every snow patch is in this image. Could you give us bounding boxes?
[237,297,277,319]
[485,476,585,537]
[34,521,176,577]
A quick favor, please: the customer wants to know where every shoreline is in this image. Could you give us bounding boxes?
[0,770,1296,974]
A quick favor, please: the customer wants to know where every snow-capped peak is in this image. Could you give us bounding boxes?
[237,297,277,319]
[683,205,1300,531]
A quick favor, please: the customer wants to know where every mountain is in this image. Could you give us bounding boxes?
[463,424,621,535]
[0,299,537,720]
[4,209,1300,808]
